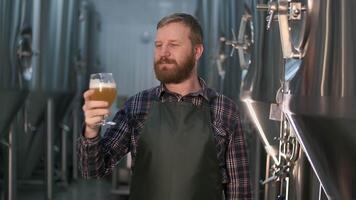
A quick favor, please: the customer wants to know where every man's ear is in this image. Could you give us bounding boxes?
[194,44,204,61]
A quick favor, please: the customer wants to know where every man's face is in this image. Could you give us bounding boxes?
[154,22,197,84]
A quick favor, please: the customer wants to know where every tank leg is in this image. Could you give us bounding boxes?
[46,98,54,200]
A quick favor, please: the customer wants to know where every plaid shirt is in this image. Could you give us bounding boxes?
[78,78,252,199]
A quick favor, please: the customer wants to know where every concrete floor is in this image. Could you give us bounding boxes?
[16,179,128,200]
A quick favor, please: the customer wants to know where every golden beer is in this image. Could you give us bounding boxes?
[89,73,117,126]
[90,87,117,106]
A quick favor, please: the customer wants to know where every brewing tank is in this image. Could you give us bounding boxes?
[14,0,80,179]
[0,1,29,198]
[240,0,284,164]
[280,0,356,199]
[0,0,28,138]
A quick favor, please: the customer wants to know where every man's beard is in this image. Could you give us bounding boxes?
[154,53,195,84]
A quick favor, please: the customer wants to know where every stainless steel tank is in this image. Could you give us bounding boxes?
[22,0,78,128]
[239,1,286,198]
[278,0,356,199]
[0,1,29,199]
[0,0,28,138]
[239,0,284,166]
[14,0,80,180]
[240,1,325,199]
[196,0,250,99]
[217,2,267,199]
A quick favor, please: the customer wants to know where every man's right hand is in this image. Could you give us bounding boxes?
[82,90,110,139]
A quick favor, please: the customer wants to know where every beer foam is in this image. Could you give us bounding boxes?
[89,79,116,89]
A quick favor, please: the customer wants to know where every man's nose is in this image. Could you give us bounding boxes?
[159,45,171,57]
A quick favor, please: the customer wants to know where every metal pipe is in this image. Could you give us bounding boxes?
[285,176,290,200]
[7,123,16,200]
[8,126,13,200]
[61,123,68,185]
[46,98,54,200]
[72,108,79,180]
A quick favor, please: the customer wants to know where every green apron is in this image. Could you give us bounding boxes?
[129,100,223,200]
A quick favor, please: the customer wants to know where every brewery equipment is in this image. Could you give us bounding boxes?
[236,0,322,199]
[0,0,82,199]
[238,0,284,165]
[17,0,80,199]
[235,1,290,197]
[0,1,29,199]
[0,1,28,139]
[257,0,356,199]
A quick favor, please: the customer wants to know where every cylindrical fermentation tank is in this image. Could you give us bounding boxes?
[280,0,356,199]
[240,0,323,199]
[0,1,29,198]
[0,0,28,140]
[239,0,283,164]
[12,0,80,179]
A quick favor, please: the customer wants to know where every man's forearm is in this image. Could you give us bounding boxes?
[77,135,106,178]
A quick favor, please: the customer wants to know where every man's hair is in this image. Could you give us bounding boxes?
[157,13,203,45]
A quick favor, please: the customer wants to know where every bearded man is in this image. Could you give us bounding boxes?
[78,13,252,200]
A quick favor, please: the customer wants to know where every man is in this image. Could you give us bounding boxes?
[78,13,252,200]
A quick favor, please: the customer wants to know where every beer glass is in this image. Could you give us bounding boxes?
[89,73,117,126]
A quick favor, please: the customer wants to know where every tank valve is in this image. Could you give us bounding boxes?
[257,0,308,59]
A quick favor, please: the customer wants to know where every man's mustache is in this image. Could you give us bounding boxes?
[156,57,177,65]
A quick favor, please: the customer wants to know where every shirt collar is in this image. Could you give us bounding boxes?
[156,77,209,101]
